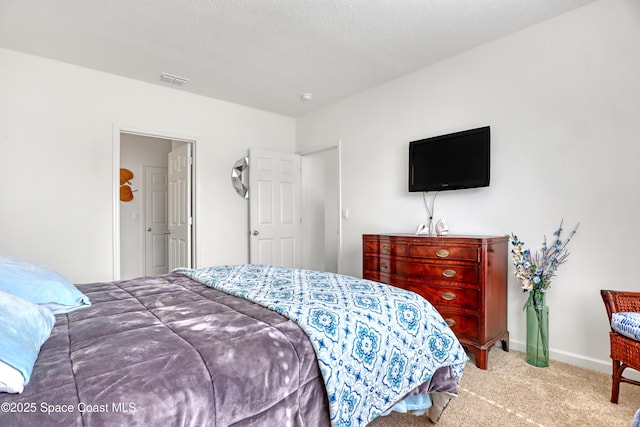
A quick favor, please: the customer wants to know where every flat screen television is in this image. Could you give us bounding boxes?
[409,126,490,192]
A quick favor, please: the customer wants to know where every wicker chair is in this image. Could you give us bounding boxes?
[601,290,640,403]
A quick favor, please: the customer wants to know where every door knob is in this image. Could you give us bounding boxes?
[252,230,259,236]
[146,227,152,232]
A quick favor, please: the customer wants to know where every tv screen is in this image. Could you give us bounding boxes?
[409,126,490,192]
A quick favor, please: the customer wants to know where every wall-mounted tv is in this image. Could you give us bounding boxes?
[409,126,490,192]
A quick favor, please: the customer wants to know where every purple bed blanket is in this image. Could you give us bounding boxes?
[0,273,330,426]
[0,272,459,426]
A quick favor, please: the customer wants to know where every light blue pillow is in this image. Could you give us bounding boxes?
[0,290,55,393]
[0,255,91,314]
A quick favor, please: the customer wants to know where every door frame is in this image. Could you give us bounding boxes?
[112,124,197,280]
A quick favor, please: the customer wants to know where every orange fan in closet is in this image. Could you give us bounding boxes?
[119,168,136,202]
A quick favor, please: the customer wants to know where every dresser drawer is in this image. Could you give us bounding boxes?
[436,310,480,341]
[364,257,479,284]
[364,239,479,262]
[406,283,481,311]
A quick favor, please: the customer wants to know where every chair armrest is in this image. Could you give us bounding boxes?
[601,290,640,324]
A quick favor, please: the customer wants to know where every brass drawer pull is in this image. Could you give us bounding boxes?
[441,292,456,301]
[442,269,456,278]
[380,262,389,270]
[436,249,450,258]
[382,245,391,254]
[445,318,456,327]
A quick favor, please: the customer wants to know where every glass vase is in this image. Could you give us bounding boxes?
[525,290,549,367]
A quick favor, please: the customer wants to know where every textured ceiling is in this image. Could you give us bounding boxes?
[0,0,595,117]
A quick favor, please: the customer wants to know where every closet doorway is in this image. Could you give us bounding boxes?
[113,128,196,280]
[300,143,341,273]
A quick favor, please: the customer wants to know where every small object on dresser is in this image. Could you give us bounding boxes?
[435,219,448,236]
[415,224,428,235]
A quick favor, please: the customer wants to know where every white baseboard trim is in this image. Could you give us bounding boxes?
[506,340,640,381]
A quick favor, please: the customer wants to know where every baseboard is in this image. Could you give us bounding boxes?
[507,340,640,381]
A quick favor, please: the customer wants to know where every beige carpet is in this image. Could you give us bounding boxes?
[369,349,640,427]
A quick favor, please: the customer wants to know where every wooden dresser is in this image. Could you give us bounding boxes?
[362,234,509,369]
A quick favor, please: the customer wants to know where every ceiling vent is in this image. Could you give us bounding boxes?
[160,72,190,85]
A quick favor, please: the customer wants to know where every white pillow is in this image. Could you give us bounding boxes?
[0,360,25,394]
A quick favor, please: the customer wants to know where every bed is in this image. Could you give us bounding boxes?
[0,262,468,426]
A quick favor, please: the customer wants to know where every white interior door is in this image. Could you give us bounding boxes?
[249,148,301,267]
[168,143,192,269]
[144,166,169,275]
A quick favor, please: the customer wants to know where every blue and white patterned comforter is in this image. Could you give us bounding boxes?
[175,264,467,426]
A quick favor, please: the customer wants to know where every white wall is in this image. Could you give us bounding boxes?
[0,47,295,283]
[296,0,640,373]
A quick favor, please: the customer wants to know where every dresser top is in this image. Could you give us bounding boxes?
[362,233,508,243]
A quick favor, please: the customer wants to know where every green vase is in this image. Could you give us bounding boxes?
[525,290,549,367]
